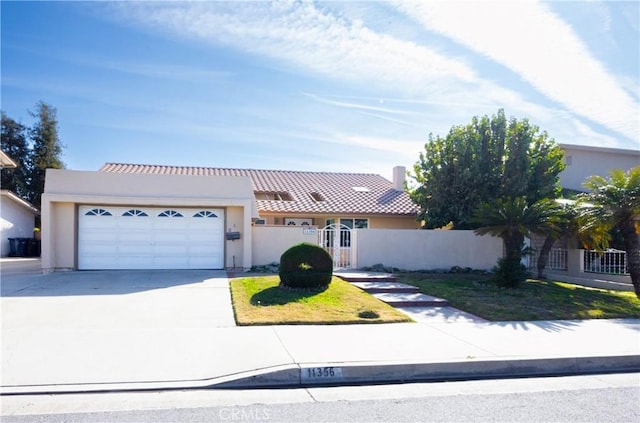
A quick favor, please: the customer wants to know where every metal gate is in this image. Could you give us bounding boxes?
[318,224,352,269]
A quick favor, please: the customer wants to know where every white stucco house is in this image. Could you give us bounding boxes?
[559,143,640,191]
[0,190,39,257]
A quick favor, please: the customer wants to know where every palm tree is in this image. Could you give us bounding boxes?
[579,167,640,298]
[474,197,562,287]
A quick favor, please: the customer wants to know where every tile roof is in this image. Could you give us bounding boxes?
[100,163,418,216]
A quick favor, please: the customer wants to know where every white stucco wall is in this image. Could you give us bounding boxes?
[0,194,37,257]
[354,229,503,271]
[251,225,320,266]
[250,227,503,271]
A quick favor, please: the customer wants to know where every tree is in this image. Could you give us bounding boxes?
[411,109,565,229]
[1,112,30,199]
[578,167,640,298]
[473,197,562,287]
[27,101,65,208]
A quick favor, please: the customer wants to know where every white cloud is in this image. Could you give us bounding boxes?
[391,0,639,142]
[112,1,476,88]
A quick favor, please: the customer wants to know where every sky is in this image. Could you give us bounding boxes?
[1,1,638,181]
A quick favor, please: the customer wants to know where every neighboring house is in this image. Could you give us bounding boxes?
[40,164,418,272]
[1,150,39,257]
[0,190,39,257]
[100,163,419,230]
[1,150,18,168]
[559,143,640,192]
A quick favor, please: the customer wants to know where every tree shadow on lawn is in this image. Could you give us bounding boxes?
[250,286,323,306]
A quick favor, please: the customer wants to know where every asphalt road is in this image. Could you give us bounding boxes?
[2,373,639,423]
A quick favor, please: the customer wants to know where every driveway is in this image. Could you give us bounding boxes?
[1,263,236,330]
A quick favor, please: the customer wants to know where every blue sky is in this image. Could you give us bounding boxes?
[1,1,638,180]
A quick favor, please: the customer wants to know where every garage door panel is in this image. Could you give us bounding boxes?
[79,206,225,270]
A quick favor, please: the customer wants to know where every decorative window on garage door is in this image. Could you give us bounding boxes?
[193,211,218,218]
[158,210,183,217]
[122,209,148,217]
[84,208,112,216]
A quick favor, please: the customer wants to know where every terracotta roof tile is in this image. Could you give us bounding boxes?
[100,163,418,216]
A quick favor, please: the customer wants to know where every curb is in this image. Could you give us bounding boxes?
[2,355,638,396]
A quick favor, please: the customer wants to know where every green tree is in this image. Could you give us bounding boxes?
[1,112,30,199]
[473,197,562,287]
[410,109,565,229]
[27,101,65,208]
[578,167,640,298]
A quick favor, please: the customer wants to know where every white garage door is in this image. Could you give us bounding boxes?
[78,206,225,270]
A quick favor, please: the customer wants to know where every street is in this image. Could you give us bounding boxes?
[2,373,639,423]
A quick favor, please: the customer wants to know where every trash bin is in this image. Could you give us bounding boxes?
[25,239,41,257]
[15,238,29,257]
[7,238,17,257]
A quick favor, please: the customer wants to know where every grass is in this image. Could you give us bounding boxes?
[230,275,412,325]
[398,272,640,321]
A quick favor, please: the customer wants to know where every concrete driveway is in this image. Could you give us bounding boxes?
[1,262,236,330]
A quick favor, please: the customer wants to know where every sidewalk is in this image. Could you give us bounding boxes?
[2,319,638,394]
[1,266,639,394]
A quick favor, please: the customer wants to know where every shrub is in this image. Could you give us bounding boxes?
[492,257,529,288]
[279,243,333,291]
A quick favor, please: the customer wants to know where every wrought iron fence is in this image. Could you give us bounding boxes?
[527,248,568,271]
[583,249,629,275]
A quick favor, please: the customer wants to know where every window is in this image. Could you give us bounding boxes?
[309,192,325,202]
[254,191,293,201]
[158,210,183,217]
[122,209,148,217]
[323,218,369,247]
[193,211,218,218]
[84,208,112,216]
[352,186,370,192]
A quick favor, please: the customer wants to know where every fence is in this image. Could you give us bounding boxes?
[527,248,568,271]
[251,226,503,271]
[583,249,629,275]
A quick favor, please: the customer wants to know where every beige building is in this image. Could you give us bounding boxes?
[41,164,418,272]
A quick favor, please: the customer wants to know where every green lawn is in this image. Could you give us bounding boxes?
[229,276,412,326]
[398,272,640,321]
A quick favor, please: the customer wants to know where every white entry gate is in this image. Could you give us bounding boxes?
[318,223,352,269]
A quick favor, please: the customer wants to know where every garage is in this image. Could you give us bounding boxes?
[78,206,225,270]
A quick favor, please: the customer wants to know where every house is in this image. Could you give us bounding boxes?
[0,190,39,257]
[1,150,39,257]
[40,164,418,272]
[559,143,640,192]
[100,163,419,230]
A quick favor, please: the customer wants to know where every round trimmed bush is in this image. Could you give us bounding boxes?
[279,243,333,291]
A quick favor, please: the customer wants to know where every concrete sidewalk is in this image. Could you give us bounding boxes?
[1,265,639,394]
[2,319,639,394]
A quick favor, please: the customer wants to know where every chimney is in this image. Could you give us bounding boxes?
[392,166,406,191]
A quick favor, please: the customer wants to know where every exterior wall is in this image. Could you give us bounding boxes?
[560,144,640,191]
[225,206,248,269]
[250,227,502,271]
[354,229,503,271]
[0,196,37,256]
[256,213,420,229]
[42,202,76,269]
[42,169,258,271]
[252,225,319,266]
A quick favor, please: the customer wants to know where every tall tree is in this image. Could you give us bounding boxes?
[578,167,640,298]
[410,109,565,229]
[1,112,30,198]
[28,101,65,208]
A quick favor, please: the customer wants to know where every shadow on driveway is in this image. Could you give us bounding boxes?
[1,268,229,297]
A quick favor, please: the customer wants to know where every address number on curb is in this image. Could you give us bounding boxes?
[301,366,343,381]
